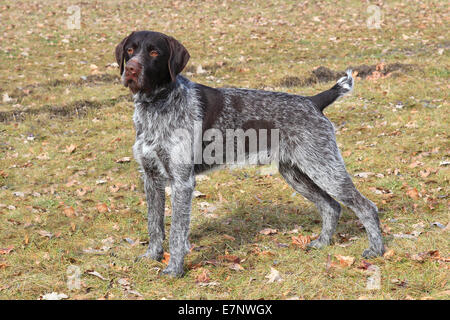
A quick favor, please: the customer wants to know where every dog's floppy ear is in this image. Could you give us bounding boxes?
[165,36,190,82]
[115,32,134,75]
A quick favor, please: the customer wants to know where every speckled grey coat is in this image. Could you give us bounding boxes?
[116,31,384,277]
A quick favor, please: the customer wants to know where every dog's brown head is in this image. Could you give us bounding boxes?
[115,31,190,94]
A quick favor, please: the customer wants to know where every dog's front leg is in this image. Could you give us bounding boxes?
[163,165,195,277]
[138,173,166,262]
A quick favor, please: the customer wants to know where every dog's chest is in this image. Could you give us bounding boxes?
[132,101,197,176]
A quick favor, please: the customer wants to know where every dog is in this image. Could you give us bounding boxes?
[114,31,385,277]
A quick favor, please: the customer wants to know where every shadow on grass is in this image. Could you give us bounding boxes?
[187,200,372,264]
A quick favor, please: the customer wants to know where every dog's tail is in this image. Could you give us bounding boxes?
[307,69,354,112]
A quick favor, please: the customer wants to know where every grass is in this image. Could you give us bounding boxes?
[0,0,449,300]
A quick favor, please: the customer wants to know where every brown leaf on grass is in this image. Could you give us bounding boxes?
[76,188,88,197]
[115,157,131,163]
[117,278,130,288]
[343,150,352,157]
[410,250,449,262]
[409,161,423,169]
[65,179,78,187]
[228,263,244,271]
[109,185,120,193]
[195,268,210,284]
[0,170,8,178]
[162,252,170,265]
[445,223,450,232]
[63,206,76,217]
[218,255,241,264]
[193,190,206,198]
[265,267,282,283]
[65,144,77,154]
[223,234,236,241]
[0,246,14,255]
[406,188,420,200]
[40,292,69,300]
[358,260,373,270]
[96,203,108,214]
[291,235,311,249]
[419,169,431,178]
[38,230,53,238]
[366,70,383,81]
[334,255,355,267]
[376,62,386,72]
[259,228,277,235]
[0,262,8,269]
[86,270,108,281]
[383,248,395,259]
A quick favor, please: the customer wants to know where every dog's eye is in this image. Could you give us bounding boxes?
[127,48,134,55]
[149,50,158,57]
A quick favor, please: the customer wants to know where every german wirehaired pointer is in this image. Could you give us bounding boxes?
[114,31,385,277]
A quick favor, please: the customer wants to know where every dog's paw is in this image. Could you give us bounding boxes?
[362,247,384,259]
[135,248,163,262]
[307,237,330,250]
[162,264,184,278]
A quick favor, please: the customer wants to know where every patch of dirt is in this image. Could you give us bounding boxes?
[0,94,130,123]
[279,63,415,87]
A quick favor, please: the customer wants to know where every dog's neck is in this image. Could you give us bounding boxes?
[133,76,187,106]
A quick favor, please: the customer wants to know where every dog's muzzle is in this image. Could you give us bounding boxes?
[123,59,143,93]
[124,59,142,84]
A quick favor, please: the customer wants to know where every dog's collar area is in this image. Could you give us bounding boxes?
[134,78,181,104]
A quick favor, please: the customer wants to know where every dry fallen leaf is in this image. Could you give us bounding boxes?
[115,157,131,163]
[38,230,53,238]
[265,267,282,283]
[198,281,220,287]
[291,235,311,249]
[40,292,68,300]
[223,234,236,241]
[406,188,420,200]
[109,185,120,193]
[334,255,355,267]
[195,268,210,284]
[358,260,373,270]
[162,252,170,265]
[0,246,14,255]
[259,228,277,235]
[76,188,88,196]
[63,206,76,217]
[96,203,109,214]
[228,263,244,271]
[383,248,395,259]
[410,250,449,262]
[117,278,130,288]
[218,255,241,264]
[193,190,206,198]
[65,144,77,154]
[86,270,108,281]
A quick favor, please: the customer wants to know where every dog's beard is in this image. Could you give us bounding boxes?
[127,79,141,94]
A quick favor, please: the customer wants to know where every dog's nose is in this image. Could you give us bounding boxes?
[125,59,142,75]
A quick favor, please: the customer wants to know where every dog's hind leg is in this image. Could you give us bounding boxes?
[279,162,341,248]
[289,141,385,258]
